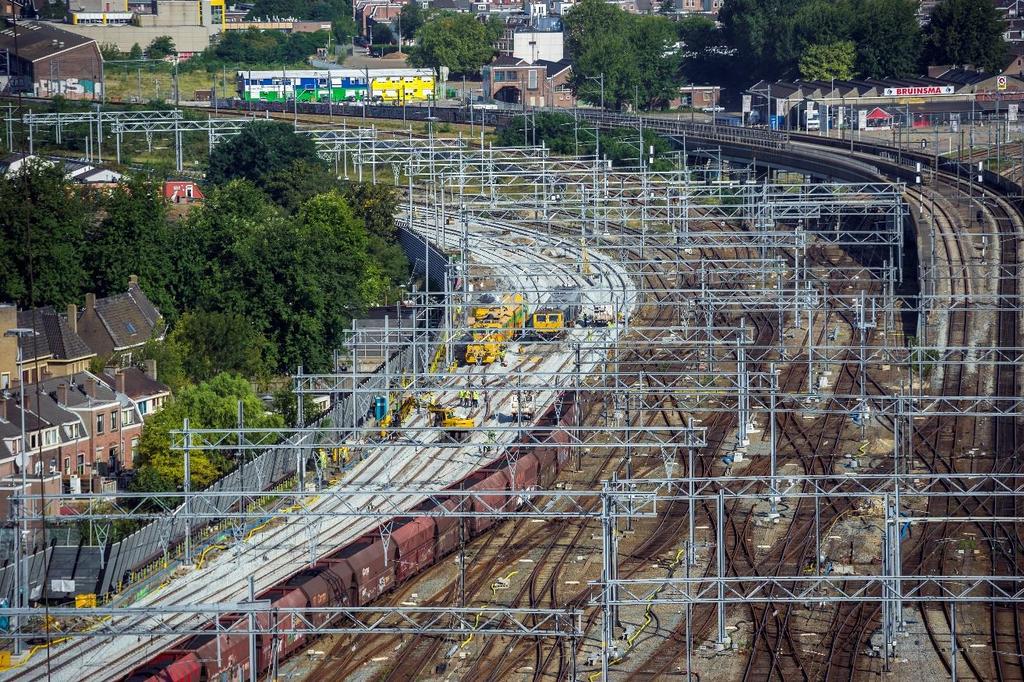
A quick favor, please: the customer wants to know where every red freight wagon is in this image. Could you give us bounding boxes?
[390,515,436,581]
[464,469,510,535]
[127,652,202,682]
[505,453,539,492]
[331,537,396,605]
[288,569,345,627]
[534,447,559,487]
[192,630,250,680]
[263,586,309,657]
[433,498,462,557]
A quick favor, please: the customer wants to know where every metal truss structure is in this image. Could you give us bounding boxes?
[5,113,1022,682]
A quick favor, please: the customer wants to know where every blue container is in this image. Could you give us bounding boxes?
[374,396,388,421]
[769,115,785,130]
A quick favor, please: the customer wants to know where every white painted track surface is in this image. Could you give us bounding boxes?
[5,215,635,681]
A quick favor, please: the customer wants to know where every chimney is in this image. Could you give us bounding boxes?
[116,371,126,394]
[85,293,96,312]
[66,303,77,333]
[144,359,157,381]
[57,382,68,405]
[85,377,96,398]
[128,274,139,287]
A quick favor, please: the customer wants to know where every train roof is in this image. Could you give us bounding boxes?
[237,68,435,79]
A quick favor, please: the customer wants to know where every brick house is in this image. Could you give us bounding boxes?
[483,57,576,108]
[0,304,96,388]
[163,180,204,203]
[0,394,80,524]
[75,276,165,365]
[98,361,170,420]
[41,372,144,477]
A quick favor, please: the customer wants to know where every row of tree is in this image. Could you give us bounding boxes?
[0,122,408,377]
[563,0,1010,109]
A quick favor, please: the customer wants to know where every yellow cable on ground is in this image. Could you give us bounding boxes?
[588,548,686,680]
[461,570,519,649]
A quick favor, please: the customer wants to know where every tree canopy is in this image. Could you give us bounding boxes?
[407,11,496,77]
[134,373,284,490]
[715,0,922,83]
[207,121,322,189]
[925,0,1008,73]
[563,0,680,110]
[799,40,857,80]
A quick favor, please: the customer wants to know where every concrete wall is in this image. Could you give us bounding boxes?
[512,31,563,62]
[56,17,217,52]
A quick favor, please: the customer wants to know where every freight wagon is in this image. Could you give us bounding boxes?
[126,391,578,682]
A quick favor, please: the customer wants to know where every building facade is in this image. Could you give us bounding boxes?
[0,20,104,99]
[483,57,575,108]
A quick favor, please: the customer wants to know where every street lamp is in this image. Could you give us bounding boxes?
[584,73,604,160]
[5,326,34,657]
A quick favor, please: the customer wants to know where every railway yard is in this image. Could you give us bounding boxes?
[2,104,1023,682]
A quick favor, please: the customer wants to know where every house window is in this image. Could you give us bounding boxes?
[122,409,134,427]
[130,437,138,463]
[528,70,538,90]
[111,410,118,430]
[63,456,70,475]
[96,413,104,434]
[494,71,504,82]
[43,429,57,447]
[125,321,137,334]
[29,432,38,449]
[1,373,8,389]
[139,400,148,416]
[77,453,85,476]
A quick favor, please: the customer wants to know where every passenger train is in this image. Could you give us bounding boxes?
[236,68,437,105]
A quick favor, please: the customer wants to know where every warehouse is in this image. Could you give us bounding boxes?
[0,20,103,99]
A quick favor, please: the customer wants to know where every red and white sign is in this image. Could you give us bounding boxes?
[882,86,955,97]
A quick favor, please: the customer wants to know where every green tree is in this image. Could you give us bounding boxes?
[340,181,399,242]
[85,176,175,316]
[677,14,730,85]
[371,22,394,45]
[264,159,340,213]
[925,0,1007,72]
[564,0,680,110]
[99,42,121,61]
[129,43,143,60]
[658,0,674,14]
[407,11,495,77]
[398,2,427,40]
[147,36,177,59]
[169,311,275,383]
[849,0,921,78]
[799,40,857,80]
[136,337,189,394]
[135,373,284,490]
[0,160,90,307]
[719,0,801,83]
[207,121,323,188]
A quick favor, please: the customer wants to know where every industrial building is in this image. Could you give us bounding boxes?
[0,20,103,98]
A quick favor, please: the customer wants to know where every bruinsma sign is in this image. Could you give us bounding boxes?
[882,86,955,97]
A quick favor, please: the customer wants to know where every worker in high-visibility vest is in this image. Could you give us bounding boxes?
[473,390,481,408]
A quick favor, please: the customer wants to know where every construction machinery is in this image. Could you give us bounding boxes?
[530,286,581,337]
[464,293,525,365]
[427,403,476,441]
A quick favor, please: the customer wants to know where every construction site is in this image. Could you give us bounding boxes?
[0,103,1022,682]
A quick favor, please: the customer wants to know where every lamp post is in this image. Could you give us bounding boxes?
[5,327,34,657]
[585,73,604,160]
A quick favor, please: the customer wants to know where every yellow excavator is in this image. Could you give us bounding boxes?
[427,402,475,441]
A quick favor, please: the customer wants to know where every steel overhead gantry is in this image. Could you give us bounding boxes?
[3,604,584,640]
